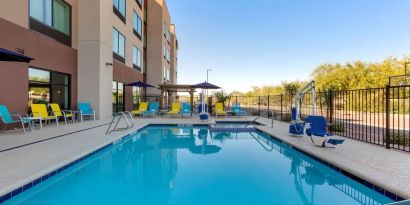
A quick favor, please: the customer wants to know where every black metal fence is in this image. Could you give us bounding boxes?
[227,85,410,153]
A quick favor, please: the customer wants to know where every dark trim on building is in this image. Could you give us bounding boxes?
[113,53,125,64]
[29,18,71,47]
[136,0,142,9]
[133,29,142,41]
[113,7,126,24]
[133,64,142,72]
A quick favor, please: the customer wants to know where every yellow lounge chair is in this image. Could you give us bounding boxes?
[50,103,75,124]
[132,102,148,116]
[215,103,228,118]
[167,103,181,116]
[31,104,60,126]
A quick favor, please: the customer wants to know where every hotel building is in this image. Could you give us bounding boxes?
[0,0,178,120]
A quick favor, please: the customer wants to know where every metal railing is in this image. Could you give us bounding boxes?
[106,111,135,135]
[245,109,276,128]
[231,84,410,153]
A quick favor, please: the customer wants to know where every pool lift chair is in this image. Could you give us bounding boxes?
[288,81,344,147]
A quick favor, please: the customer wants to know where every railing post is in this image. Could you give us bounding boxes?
[267,95,270,118]
[258,96,261,115]
[280,94,283,121]
[385,85,391,149]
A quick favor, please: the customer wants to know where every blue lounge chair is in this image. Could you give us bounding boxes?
[145,102,159,116]
[305,115,344,147]
[181,103,192,117]
[0,104,32,133]
[231,103,247,116]
[78,102,96,121]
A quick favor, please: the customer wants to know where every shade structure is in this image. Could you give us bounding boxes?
[125,81,155,88]
[0,48,34,63]
[193,81,220,89]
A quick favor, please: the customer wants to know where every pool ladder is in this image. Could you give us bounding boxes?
[245,109,277,128]
[106,111,135,135]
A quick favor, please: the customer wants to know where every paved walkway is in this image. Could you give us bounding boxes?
[0,115,409,202]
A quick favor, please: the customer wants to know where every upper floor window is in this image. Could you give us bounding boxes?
[132,45,142,71]
[133,11,142,39]
[29,0,71,45]
[113,0,126,22]
[113,28,125,62]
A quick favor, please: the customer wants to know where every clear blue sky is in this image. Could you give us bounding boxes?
[167,0,410,93]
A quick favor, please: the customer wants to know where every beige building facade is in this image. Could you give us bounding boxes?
[0,0,178,121]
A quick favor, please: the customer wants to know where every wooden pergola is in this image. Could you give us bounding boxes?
[158,84,197,111]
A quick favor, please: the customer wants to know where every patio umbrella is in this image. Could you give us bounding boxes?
[0,48,34,63]
[125,81,155,88]
[125,81,156,101]
[193,82,221,120]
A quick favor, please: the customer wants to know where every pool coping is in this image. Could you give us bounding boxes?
[0,120,407,203]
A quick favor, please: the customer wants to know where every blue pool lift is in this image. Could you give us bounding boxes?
[193,82,220,121]
[289,81,344,147]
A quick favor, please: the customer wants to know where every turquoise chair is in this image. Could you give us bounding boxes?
[0,104,32,133]
[181,103,192,117]
[78,102,96,121]
[232,103,247,116]
[145,102,159,116]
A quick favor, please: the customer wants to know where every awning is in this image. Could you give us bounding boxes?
[125,81,156,88]
[0,48,34,63]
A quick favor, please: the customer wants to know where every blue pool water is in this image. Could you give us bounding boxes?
[4,126,393,205]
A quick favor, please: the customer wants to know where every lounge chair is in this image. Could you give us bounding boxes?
[215,103,227,118]
[31,104,60,126]
[132,102,148,117]
[145,102,159,116]
[305,115,345,147]
[0,104,32,133]
[78,102,96,121]
[167,103,181,116]
[49,103,75,124]
[231,103,247,116]
[181,103,192,117]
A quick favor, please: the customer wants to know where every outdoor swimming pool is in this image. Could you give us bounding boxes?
[3,126,394,205]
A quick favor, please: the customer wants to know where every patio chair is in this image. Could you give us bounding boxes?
[0,104,32,133]
[181,103,192,117]
[167,103,181,116]
[78,102,96,121]
[215,103,227,118]
[305,115,345,147]
[144,102,159,116]
[49,103,75,124]
[231,103,247,116]
[31,104,60,126]
[132,102,148,117]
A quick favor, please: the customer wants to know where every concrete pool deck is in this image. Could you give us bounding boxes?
[0,115,409,202]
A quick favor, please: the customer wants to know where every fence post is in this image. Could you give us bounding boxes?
[280,94,283,121]
[329,90,334,124]
[267,95,270,118]
[385,85,391,149]
[258,96,261,115]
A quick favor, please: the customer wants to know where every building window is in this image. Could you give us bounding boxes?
[132,45,142,72]
[163,43,166,59]
[132,87,141,110]
[113,28,125,63]
[112,81,125,114]
[29,0,71,46]
[28,67,70,110]
[113,0,126,23]
[133,11,142,40]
